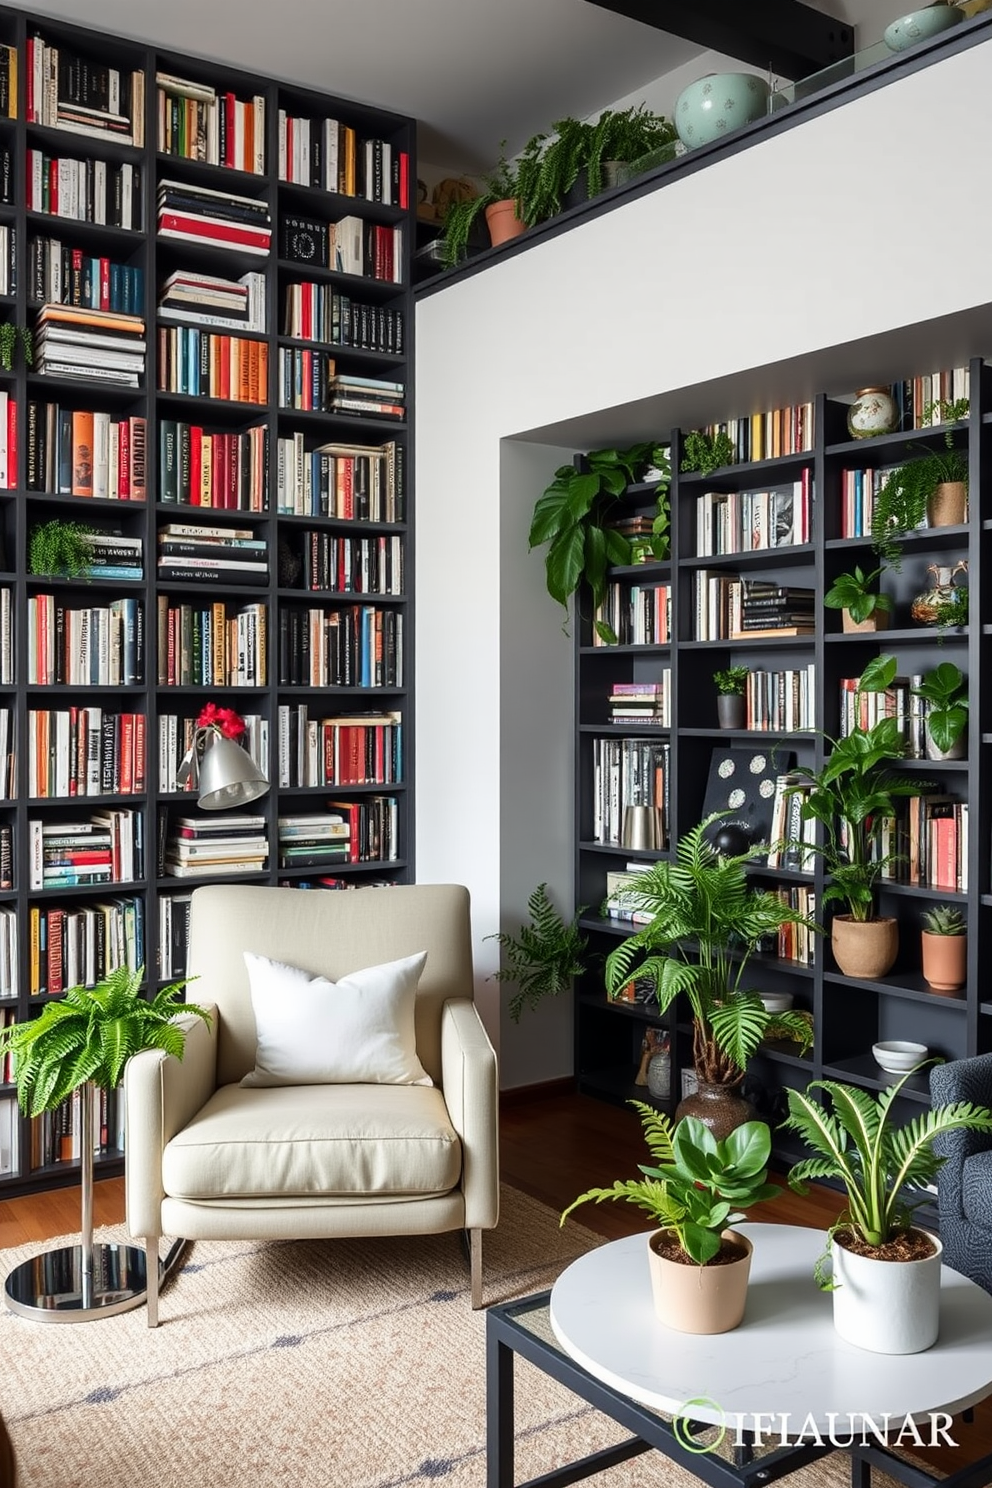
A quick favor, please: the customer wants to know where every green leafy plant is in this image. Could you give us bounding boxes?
[28,518,96,579]
[561,1103,780,1264]
[872,399,970,567]
[921,905,966,936]
[823,565,893,625]
[911,662,968,753]
[786,655,928,922]
[528,441,671,640]
[783,1072,992,1283]
[605,816,817,1087]
[0,321,32,371]
[681,429,735,476]
[931,583,969,639]
[713,666,749,697]
[516,106,677,225]
[486,882,589,1023]
[439,141,532,267]
[0,965,211,1115]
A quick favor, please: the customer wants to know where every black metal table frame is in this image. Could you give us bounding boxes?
[486,1291,992,1488]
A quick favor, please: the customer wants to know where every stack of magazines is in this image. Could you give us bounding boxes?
[33,303,146,386]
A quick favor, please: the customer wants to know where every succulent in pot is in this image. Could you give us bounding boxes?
[823,565,893,634]
[911,662,968,759]
[920,905,967,994]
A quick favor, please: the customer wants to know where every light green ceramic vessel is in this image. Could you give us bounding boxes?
[674,73,770,150]
[884,4,964,51]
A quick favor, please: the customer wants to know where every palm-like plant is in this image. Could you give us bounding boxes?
[783,1072,992,1281]
[487,882,588,1023]
[605,816,818,1086]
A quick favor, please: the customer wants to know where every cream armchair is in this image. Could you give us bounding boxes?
[124,882,498,1324]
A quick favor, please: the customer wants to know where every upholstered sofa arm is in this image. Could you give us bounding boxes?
[124,1009,219,1239]
[441,999,499,1230]
[930,1053,992,1221]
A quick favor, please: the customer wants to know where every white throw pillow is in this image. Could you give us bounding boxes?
[240,950,432,1087]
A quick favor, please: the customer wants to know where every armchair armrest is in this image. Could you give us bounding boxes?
[930,1054,992,1222]
[124,1008,219,1239]
[441,998,498,1230]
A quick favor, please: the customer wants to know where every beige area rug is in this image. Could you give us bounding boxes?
[0,1187,893,1488]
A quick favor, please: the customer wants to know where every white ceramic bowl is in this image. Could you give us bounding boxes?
[872,1040,928,1074]
[759,991,794,1013]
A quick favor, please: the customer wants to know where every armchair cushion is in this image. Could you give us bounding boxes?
[240,950,432,1088]
[962,1150,992,1227]
[162,1082,461,1200]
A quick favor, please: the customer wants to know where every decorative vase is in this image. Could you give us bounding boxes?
[842,608,890,634]
[925,724,966,761]
[921,932,967,994]
[847,387,899,439]
[646,1228,752,1334]
[831,916,899,980]
[911,561,968,625]
[675,1079,755,1139]
[717,694,746,729]
[484,199,526,248]
[674,73,770,150]
[831,1230,943,1354]
[646,1050,671,1102]
[927,481,968,527]
[884,4,964,52]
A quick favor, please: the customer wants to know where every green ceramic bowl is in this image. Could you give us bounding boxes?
[884,4,964,52]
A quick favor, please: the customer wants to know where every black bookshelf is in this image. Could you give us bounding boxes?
[0,4,416,1196]
[572,358,990,1164]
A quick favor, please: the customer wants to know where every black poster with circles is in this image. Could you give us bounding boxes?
[700,745,796,859]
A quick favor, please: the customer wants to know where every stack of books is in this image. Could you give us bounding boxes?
[163,814,268,878]
[607,679,671,727]
[26,35,144,145]
[84,530,143,581]
[731,583,816,638]
[326,374,404,420]
[157,525,268,586]
[158,269,266,332]
[277,812,350,870]
[28,818,112,889]
[158,179,271,256]
[33,304,146,387]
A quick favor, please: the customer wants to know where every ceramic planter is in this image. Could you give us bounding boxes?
[484,199,526,248]
[675,1079,756,1140]
[832,1230,943,1354]
[831,916,898,979]
[847,387,900,439]
[717,694,746,729]
[842,608,890,634]
[921,931,967,993]
[884,5,964,52]
[925,724,966,761]
[647,1228,752,1334]
[674,73,770,150]
[927,482,968,528]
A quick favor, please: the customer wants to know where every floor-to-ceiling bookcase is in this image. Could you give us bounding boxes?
[573,358,990,1166]
[0,3,416,1197]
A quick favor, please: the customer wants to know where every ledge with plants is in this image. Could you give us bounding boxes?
[871,398,970,566]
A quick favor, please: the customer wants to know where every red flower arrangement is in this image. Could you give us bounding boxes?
[196,702,246,740]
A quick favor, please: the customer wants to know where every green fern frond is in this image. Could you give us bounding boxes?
[487,884,589,1022]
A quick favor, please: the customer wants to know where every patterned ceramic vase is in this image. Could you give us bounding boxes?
[674,73,770,150]
[884,4,964,52]
[847,387,900,439]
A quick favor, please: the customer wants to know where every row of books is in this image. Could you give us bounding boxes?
[0,823,11,890]
[694,477,811,556]
[155,597,266,687]
[159,269,266,334]
[593,583,671,647]
[279,358,405,419]
[276,705,403,788]
[157,74,266,174]
[836,465,939,539]
[278,113,408,206]
[767,885,817,966]
[158,424,268,510]
[281,215,403,282]
[27,150,143,230]
[158,714,267,794]
[688,403,815,467]
[275,436,404,521]
[277,605,403,689]
[277,811,350,870]
[875,794,969,893]
[27,708,146,798]
[27,594,144,687]
[157,326,268,403]
[282,283,404,355]
[0,918,16,1006]
[29,1086,125,1167]
[157,526,268,588]
[0,394,17,490]
[162,812,267,879]
[607,678,671,728]
[745,666,817,733]
[34,303,146,387]
[157,891,191,978]
[0,44,15,120]
[0,224,15,296]
[0,708,13,800]
[295,531,403,596]
[765,775,817,872]
[28,811,144,889]
[25,403,146,498]
[893,365,970,432]
[26,35,144,145]
[591,738,670,847]
[27,897,144,998]
[28,236,144,315]
[693,575,816,641]
[158,179,271,256]
[0,589,10,685]
[326,797,400,865]
[838,673,927,758]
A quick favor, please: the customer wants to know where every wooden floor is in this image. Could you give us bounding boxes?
[0,1088,989,1473]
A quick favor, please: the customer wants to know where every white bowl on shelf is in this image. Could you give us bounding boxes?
[872,1040,928,1074]
[759,991,794,1013]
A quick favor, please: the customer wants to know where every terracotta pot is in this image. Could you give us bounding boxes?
[484,199,526,248]
[842,608,890,634]
[716,694,746,729]
[921,931,967,993]
[927,481,967,528]
[831,916,898,980]
[675,1079,755,1139]
[647,1228,753,1334]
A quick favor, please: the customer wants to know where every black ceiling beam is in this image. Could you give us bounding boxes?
[586,0,854,81]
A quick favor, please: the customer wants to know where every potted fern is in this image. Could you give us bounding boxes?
[439,141,530,267]
[486,882,589,1022]
[783,1072,992,1353]
[519,106,677,223]
[872,398,970,566]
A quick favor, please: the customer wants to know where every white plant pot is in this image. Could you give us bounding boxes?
[832,1231,942,1354]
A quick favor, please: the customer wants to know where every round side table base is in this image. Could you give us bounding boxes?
[5,1243,149,1323]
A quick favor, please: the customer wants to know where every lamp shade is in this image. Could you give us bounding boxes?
[196,733,269,810]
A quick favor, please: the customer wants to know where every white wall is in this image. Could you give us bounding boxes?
[416,36,992,1087]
